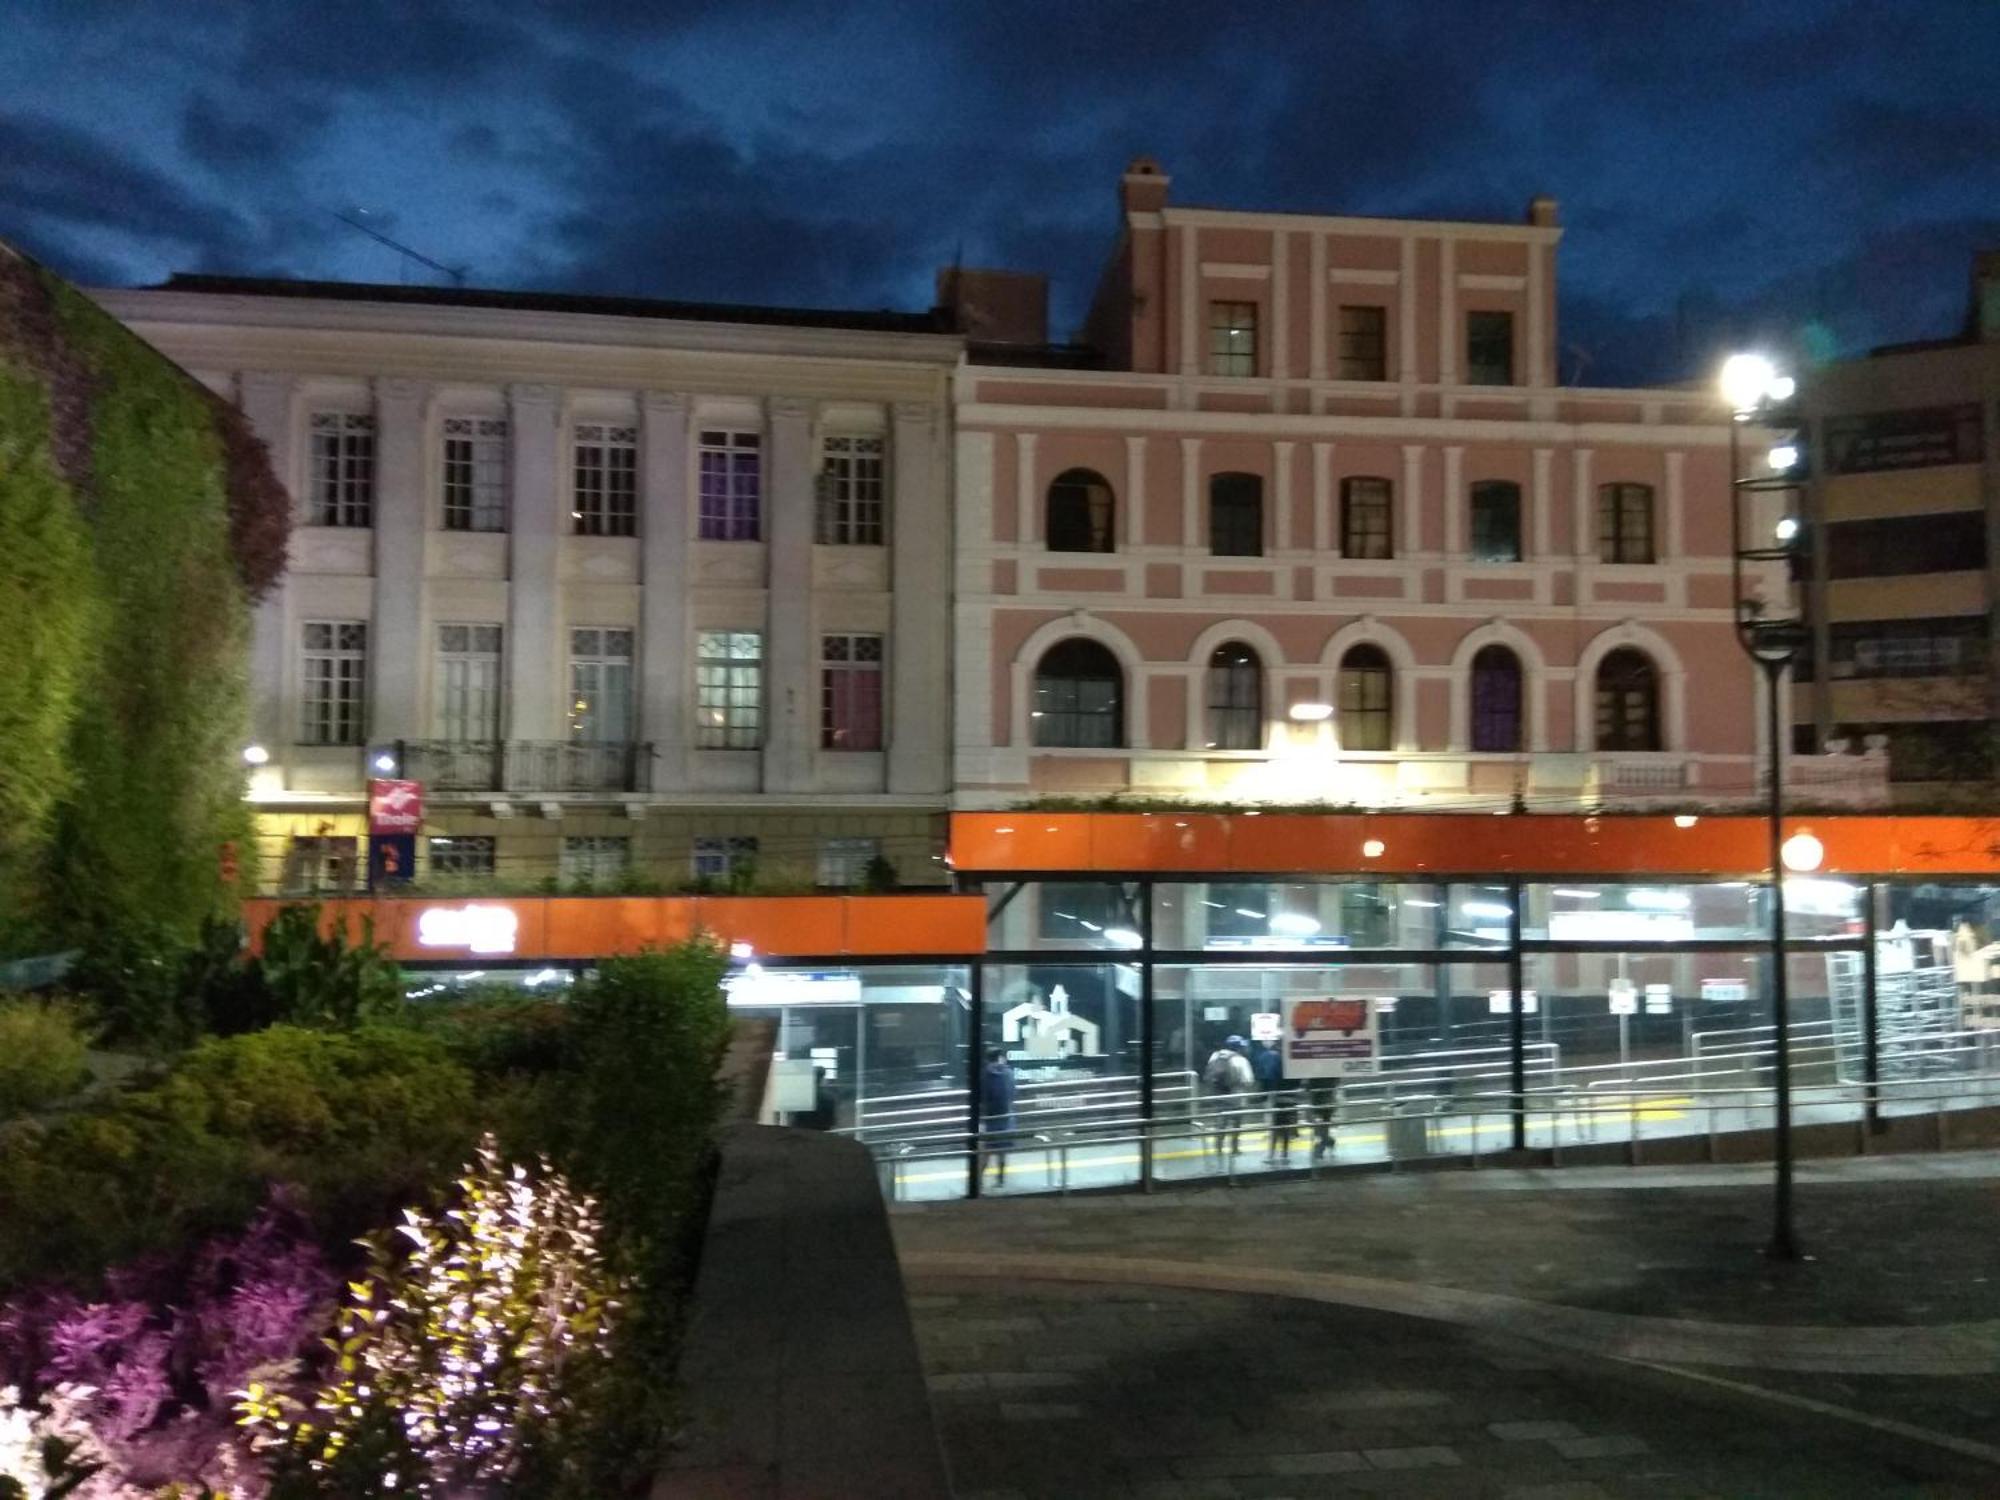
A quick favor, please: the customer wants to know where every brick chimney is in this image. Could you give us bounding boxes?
[1526,194,1559,228]
[1121,156,1171,215]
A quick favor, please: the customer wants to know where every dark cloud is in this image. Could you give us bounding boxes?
[0,0,1994,380]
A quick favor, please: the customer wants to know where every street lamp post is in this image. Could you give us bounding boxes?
[1719,353,1808,1263]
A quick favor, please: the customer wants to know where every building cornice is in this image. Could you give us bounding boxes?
[1163,206,1563,245]
[956,401,1732,448]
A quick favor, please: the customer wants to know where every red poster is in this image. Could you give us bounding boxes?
[368,778,424,834]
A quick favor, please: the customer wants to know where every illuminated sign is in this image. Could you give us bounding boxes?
[415,904,518,955]
[1488,989,1539,1014]
[1250,1011,1282,1042]
[1282,996,1379,1078]
[1608,979,1638,1015]
[368,777,424,835]
[1645,983,1673,1014]
[724,970,865,1007]
[1701,978,1750,1003]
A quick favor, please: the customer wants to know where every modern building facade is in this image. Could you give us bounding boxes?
[951,160,1799,813]
[94,279,962,892]
[1795,250,2000,797]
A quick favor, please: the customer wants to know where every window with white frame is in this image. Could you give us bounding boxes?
[434,623,502,743]
[698,430,762,540]
[572,423,637,537]
[308,413,375,527]
[1208,301,1258,377]
[442,416,508,531]
[426,836,496,876]
[696,630,763,749]
[567,628,634,743]
[299,621,367,745]
[692,835,758,881]
[821,633,883,750]
[561,835,631,885]
[817,434,885,545]
[817,836,880,888]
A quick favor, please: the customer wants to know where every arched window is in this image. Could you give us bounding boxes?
[1045,468,1115,553]
[1469,644,1523,752]
[1597,483,1656,564]
[1205,642,1263,749]
[1469,480,1522,563]
[1337,644,1393,752]
[1594,648,1661,751]
[1340,477,1393,559]
[1034,639,1123,747]
[1209,473,1264,557]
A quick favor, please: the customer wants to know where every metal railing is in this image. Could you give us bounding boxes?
[399,739,655,793]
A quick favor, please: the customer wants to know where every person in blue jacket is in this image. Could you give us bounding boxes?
[979,1047,1018,1184]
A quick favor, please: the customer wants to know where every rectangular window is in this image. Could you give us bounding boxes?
[299,620,367,745]
[434,623,503,743]
[817,836,880,889]
[821,633,884,750]
[567,627,634,743]
[560,835,631,885]
[572,423,637,537]
[442,416,508,532]
[1207,300,1258,377]
[1208,473,1263,557]
[1825,513,1986,579]
[1828,616,1987,678]
[696,630,763,749]
[1465,310,1514,385]
[308,413,375,527]
[692,835,758,881]
[817,434,885,545]
[1824,405,1982,474]
[1597,483,1656,564]
[1340,477,1393,559]
[699,430,762,540]
[1469,481,1523,563]
[426,836,496,877]
[1337,305,1387,380]
[282,836,357,896]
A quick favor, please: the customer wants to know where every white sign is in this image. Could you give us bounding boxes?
[724,970,865,1007]
[1645,983,1674,1015]
[1281,996,1380,1078]
[1488,988,1539,1015]
[1203,1005,1230,1021]
[1608,979,1638,1015]
[1549,910,1695,942]
[1250,1011,1282,1043]
[415,904,518,956]
[1701,978,1751,1003]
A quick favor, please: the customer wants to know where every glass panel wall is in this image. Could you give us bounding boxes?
[977,960,1144,1196]
[1150,881,1513,951]
[1523,881,1768,942]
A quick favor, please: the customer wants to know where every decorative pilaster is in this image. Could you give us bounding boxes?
[889,402,948,793]
[506,384,563,741]
[641,391,691,787]
[369,378,433,741]
[762,397,816,793]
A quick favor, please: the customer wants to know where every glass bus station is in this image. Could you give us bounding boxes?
[264,813,2000,1202]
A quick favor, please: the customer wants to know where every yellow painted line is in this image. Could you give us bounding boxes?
[888,1109,1689,1189]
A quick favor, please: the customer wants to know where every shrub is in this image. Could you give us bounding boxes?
[400,988,570,1077]
[0,999,91,1119]
[247,906,401,1033]
[0,1026,477,1295]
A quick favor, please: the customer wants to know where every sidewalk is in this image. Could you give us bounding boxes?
[895,1151,2000,1496]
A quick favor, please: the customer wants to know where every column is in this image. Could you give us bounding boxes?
[890,402,948,794]
[1308,234,1328,381]
[1273,440,1296,552]
[1014,432,1038,544]
[507,384,563,741]
[1270,228,1290,383]
[1442,445,1465,558]
[1178,224,1199,376]
[1437,239,1457,386]
[1664,450,1686,560]
[1532,447,1554,558]
[238,372,296,758]
[1312,441,1335,555]
[1571,448,1595,562]
[641,390,692,787]
[763,397,815,793]
[369,378,432,741]
[1401,444,1425,555]
[1180,437,1203,550]
[1123,435,1147,549]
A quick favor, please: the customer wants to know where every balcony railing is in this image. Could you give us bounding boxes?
[399,740,654,794]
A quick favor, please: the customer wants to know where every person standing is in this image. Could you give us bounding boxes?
[1251,1037,1283,1159]
[1308,1076,1341,1162]
[1203,1035,1255,1162]
[979,1047,1018,1185]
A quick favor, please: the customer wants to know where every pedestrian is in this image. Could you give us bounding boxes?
[979,1047,1018,1185]
[1308,1076,1341,1162]
[1269,1081,1301,1165]
[1202,1034,1255,1161]
[1251,1037,1283,1158]
[803,1066,837,1131]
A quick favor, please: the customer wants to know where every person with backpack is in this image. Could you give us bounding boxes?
[979,1047,1018,1186]
[1202,1035,1255,1162]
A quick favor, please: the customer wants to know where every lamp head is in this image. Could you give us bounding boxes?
[1719,352,1780,414]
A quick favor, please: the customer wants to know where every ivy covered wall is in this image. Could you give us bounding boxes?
[0,244,289,955]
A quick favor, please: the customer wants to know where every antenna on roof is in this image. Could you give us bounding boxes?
[333,208,467,286]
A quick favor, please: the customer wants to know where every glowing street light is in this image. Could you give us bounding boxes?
[242,744,270,766]
[1288,702,1333,721]
[1719,352,1780,414]
[1781,831,1825,873]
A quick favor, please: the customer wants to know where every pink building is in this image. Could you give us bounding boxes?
[948,159,1838,812]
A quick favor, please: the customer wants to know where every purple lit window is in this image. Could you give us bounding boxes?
[1470,644,1523,752]
[699,430,762,540]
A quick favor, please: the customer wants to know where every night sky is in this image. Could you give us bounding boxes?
[5,0,1995,384]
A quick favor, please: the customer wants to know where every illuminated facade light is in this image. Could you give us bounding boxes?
[242,744,270,765]
[1781,831,1825,873]
[1361,839,1385,858]
[1288,702,1333,721]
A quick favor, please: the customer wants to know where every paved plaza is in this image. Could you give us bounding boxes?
[895,1152,2000,1497]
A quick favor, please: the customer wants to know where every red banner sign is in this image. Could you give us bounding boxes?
[368,778,424,835]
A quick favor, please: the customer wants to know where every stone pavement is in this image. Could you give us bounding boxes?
[894,1152,2000,1497]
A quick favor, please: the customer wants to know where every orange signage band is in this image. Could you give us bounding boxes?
[948,812,2000,880]
[243,894,988,964]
